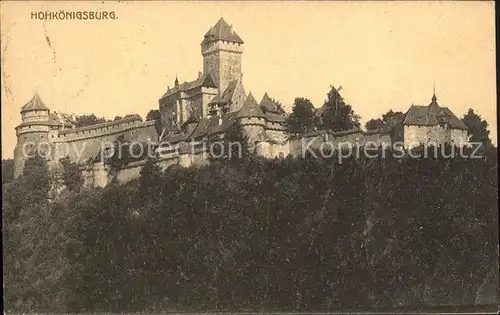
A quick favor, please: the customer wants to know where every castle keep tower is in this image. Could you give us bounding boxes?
[201,18,244,93]
[158,18,245,132]
[13,93,56,178]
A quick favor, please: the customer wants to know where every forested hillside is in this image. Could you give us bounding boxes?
[3,146,498,312]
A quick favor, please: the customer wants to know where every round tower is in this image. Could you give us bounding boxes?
[13,93,56,178]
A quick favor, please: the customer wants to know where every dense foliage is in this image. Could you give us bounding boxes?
[60,156,84,192]
[285,97,318,134]
[74,114,109,128]
[146,109,162,121]
[365,118,385,130]
[461,108,493,148]
[3,146,498,312]
[285,86,361,134]
[2,158,14,184]
[365,110,405,130]
[319,86,361,131]
[75,113,140,127]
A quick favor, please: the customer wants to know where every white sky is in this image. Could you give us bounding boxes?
[1,1,496,158]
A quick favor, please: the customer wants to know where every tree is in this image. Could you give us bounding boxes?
[382,110,404,124]
[146,109,161,121]
[365,110,404,131]
[2,158,14,184]
[59,156,84,192]
[124,114,140,119]
[461,109,493,148]
[319,86,360,131]
[74,114,108,128]
[285,97,317,134]
[114,116,123,121]
[22,152,52,198]
[271,98,286,115]
[365,118,385,130]
[2,148,498,311]
[139,158,162,195]
[208,123,252,162]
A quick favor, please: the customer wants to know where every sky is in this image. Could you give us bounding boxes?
[1,1,496,158]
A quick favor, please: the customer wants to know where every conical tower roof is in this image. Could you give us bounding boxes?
[20,92,50,113]
[237,92,264,118]
[259,92,279,113]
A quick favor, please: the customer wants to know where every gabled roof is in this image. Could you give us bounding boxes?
[160,131,192,143]
[212,112,238,134]
[202,18,244,45]
[160,72,217,100]
[21,92,50,113]
[182,113,199,126]
[259,93,279,114]
[237,92,264,118]
[209,79,239,105]
[402,96,468,130]
[202,72,217,88]
[179,111,201,135]
[189,112,238,139]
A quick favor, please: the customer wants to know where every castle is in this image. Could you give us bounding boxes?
[13,18,469,188]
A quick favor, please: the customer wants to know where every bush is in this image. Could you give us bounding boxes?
[3,147,498,312]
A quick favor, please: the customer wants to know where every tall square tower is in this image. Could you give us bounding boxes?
[201,18,244,94]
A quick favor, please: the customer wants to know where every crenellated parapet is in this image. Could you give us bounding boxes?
[201,40,244,55]
[53,116,155,142]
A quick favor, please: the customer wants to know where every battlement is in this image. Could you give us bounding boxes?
[53,115,155,142]
[202,40,244,55]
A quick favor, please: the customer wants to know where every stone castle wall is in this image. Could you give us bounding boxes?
[53,120,157,164]
[403,125,449,148]
[450,129,469,145]
[13,117,158,179]
[287,130,392,157]
[239,117,266,141]
[90,149,210,188]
